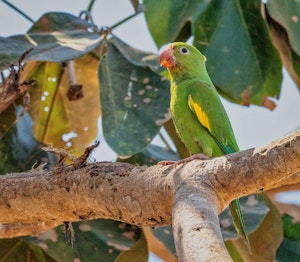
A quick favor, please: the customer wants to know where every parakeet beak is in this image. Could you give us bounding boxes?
[160,48,176,68]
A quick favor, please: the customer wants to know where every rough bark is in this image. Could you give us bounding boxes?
[0,129,300,261]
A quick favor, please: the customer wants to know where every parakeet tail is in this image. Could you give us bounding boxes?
[229,199,251,253]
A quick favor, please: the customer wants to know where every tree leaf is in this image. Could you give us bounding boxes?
[267,0,300,56]
[143,0,282,108]
[25,219,141,262]
[224,241,244,262]
[151,226,176,255]
[143,0,207,48]
[227,194,283,261]
[117,144,178,165]
[276,214,300,261]
[98,37,170,156]
[0,238,55,262]
[110,35,163,74]
[220,194,269,240]
[265,6,300,90]
[0,12,101,70]
[143,227,178,262]
[115,231,148,262]
[193,0,282,108]
[20,54,100,156]
[0,106,56,174]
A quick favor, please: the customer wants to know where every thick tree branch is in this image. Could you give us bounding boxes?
[0,163,174,227]
[0,129,300,260]
[172,181,233,261]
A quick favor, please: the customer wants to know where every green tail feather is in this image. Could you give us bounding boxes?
[229,199,251,253]
[212,137,251,251]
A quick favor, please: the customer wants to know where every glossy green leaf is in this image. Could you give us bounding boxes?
[220,194,269,240]
[144,0,282,108]
[193,0,282,108]
[110,35,164,75]
[26,219,141,262]
[0,106,56,174]
[0,238,54,262]
[276,214,300,261]
[98,37,170,156]
[117,144,178,165]
[143,0,207,48]
[267,0,300,56]
[0,12,101,70]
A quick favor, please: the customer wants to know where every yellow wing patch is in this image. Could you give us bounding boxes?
[188,94,211,131]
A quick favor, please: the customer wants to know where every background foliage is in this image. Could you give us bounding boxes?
[0,0,299,261]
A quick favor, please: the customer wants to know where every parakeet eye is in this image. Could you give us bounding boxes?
[179,46,190,55]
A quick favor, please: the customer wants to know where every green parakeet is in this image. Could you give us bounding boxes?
[160,42,250,250]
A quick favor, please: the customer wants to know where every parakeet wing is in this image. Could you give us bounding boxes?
[187,80,250,249]
[187,80,239,155]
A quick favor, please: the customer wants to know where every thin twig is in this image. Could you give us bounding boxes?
[110,11,142,30]
[99,11,143,37]
[87,0,96,13]
[1,0,34,23]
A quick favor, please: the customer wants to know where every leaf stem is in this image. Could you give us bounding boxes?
[87,0,96,13]
[110,10,143,30]
[1,0,34,23]
[158,130,172,150]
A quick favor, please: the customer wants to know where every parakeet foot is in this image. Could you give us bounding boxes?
[159,154,210,166]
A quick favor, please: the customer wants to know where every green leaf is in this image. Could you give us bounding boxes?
[25,219,141,262]
[110,35,163,75]
[144,0,207,48]
[193,0,282,108]
[0,106,56,174]
[276,214,300,261]
[0,237,55,262]
[117,144,178,165]
[115,231,148,262]
[281,214,300,242]
[151,226,176,255]
[226,194,283,261]
[21,55,100,156]
[224,241,244,262]
[98,37,170,156]
[0,12,101,70]
[220,194,269,240]
[144,0,282,108]
[267,0,300,56]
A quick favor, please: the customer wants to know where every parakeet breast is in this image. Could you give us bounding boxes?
[170,80,224,157]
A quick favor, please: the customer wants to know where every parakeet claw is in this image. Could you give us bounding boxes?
[159,154,210,166]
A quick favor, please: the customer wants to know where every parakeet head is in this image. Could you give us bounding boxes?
[160,42,207,80]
